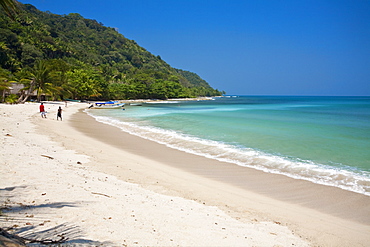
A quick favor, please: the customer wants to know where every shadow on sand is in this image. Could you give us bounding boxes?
[1,186,113,246]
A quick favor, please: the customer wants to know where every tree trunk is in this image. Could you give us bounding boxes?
[21,88,32,103]
[16,90,25,103]
[17,80,35,104]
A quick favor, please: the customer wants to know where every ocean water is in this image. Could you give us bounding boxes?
[86,96,370,196]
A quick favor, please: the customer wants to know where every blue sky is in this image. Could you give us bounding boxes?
[19,0,370,96]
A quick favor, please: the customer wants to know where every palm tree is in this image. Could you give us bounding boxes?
[16,60,57,102]
[17,60,73,103]
[55,71,74,100]
[0,76,11,102]
[0,0,19,18]
[30,60,56,101]
[0,68,15,102]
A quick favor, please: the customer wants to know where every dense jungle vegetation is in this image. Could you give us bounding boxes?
[0,3,224,102]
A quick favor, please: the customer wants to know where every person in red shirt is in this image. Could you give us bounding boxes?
[39,103,46,118]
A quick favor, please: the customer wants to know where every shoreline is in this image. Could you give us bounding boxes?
[78,109,370,223]
[71,108,370,244]
[1,102,370,246]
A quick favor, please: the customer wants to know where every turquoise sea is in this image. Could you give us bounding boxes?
[86,96,370,196]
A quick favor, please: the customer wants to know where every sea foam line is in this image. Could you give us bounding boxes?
[86,112,370,196]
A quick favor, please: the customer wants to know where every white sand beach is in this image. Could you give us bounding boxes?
[1,102,369,246]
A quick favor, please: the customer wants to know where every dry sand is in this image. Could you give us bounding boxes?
[1,102,369,246]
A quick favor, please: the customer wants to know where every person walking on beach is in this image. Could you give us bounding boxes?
[57,106,62,121]
[40,103,46,118]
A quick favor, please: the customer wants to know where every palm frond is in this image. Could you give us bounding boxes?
[0,0,19,18]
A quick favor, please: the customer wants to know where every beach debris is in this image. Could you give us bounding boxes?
[5,133,12,136]
[91,192,111,198]
[16,203,30,209]
[41,155,54,159]
[77,161,82,164]
[38,220,51,226]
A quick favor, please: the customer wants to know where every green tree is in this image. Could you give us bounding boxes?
[5,93,17,103]
[21,43,44,66]
[29,60,56,101]
[0,0,18,18]
[67,69,101,99]
[108,83,129,99]
[0,67,11,102]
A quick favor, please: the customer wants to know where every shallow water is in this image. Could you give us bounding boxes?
[87,96,370,195]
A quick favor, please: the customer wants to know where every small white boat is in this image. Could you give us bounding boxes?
[88,101,125,109]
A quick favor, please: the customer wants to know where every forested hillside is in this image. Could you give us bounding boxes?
[0,3,224,102]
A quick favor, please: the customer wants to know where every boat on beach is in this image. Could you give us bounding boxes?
[88,101,125,109]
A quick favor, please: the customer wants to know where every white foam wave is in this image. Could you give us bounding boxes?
[86,112,370,196]
[145,101,180,104]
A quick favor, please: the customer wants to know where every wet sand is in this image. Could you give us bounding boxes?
[69,109,370,246]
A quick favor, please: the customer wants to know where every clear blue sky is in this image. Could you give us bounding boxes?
[19,0,370,96]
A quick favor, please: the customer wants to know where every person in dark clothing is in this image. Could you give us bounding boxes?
[57,106,62,121]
